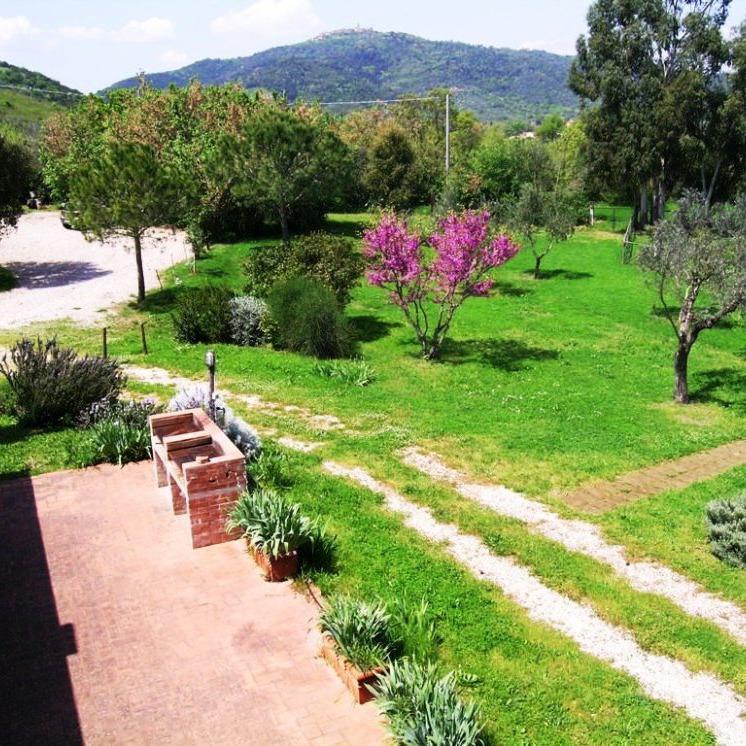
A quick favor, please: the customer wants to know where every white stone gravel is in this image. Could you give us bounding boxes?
[0,211,191,328]
[401,447,746,648]
[323,460,746,746]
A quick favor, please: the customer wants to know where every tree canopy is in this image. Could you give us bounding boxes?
[569,0,743,222]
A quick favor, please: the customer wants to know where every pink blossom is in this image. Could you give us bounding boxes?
[363,209,519,359]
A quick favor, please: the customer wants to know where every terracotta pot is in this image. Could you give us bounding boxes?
[249,542,299,582]
[320,637,386,705]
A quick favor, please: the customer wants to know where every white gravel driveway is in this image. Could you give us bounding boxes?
[0,211,191,329]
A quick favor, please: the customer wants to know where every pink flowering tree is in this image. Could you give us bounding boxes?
[363,210,519,359]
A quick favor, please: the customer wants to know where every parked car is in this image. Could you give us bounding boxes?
[59,203,80,230]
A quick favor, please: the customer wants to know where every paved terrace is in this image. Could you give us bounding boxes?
[0,462,384,745]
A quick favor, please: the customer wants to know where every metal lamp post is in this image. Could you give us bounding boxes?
[205,350,216,421]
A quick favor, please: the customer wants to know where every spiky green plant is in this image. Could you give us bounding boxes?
[226,488,317,559]
[373,658,484,746]
[318,596,395,672]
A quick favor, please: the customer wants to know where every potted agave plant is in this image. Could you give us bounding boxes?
[226,489,316,581]
[318,596,396,704]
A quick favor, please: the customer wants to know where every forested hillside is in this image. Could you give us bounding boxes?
[108,29,577,122]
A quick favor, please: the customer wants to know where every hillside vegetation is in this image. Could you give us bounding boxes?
[108,29,577,122]
[0,61,82,136]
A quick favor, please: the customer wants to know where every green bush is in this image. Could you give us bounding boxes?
[243,232,364,306]
[374,659,484,746]
[172,285,234,344]
[266,276,354,359]
[706,497,746,569]
[229,295,269,347]
[0,338,125,427]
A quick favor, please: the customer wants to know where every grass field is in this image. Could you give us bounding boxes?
[1,215,745,743]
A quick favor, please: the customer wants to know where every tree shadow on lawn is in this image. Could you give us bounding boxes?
[130,286,179,315]
[350,314,403,343]
[523,268,594,280]
[441,337,560,370]
[690,367,746,412]
[493,280,532,297]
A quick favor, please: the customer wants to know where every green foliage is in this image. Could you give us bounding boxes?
[226,488,319,559]
[71,397,160,467]
[388,597,440,663]
[0,338,124,427]
[318,596,396,672]
[362,123,416,209]
[229,295,269,347]
[172,285,235,344]
[706,497,746,569]
[266,276,354,359]
[314,358,376,387]
[0,126,36,233]
[373,658,484,746]
[243,231,363,305]
[249,441,295,491]
[222,105,350,242]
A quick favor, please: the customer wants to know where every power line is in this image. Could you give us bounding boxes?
[317,94,443,106]
[0,82,84,97]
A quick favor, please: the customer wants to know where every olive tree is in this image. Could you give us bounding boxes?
[639,191,746,403]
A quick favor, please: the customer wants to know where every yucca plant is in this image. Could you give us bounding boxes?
[226,489,316,559]
[318,596,396,672]
[373,658,484,746]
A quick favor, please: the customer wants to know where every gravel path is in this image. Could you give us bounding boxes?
[0,212,191,328]
[323,461,746,746]
[401,447,746,648]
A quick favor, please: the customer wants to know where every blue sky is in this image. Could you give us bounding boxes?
[2,0,746,93]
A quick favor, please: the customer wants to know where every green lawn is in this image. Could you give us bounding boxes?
[2,215,745,744]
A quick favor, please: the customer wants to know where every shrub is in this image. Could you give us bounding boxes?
[0,338,125,427]
[374,659,484,746]
[226,488,318,559]
[172,285,234,344]
[230,295,269,347]
[243,232,364,306]
[315,358,376,387]
[706,497,746,569]
[318,596,396,672]
[266,276,354,359]
[221,414,262,460]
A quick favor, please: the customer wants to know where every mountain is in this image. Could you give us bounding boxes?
[108,29,577,122]
[0,61,82,135]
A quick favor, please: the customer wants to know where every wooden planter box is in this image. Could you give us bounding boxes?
[249,543,299,582]
[320,638,385,705]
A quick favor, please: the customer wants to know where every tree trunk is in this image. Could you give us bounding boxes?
[533,255,542,280]
[673,340,691,404]
[278,206,290,245]
[638,188,649,229]
[133,232,145,304]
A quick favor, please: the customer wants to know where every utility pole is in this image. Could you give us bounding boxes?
[445,93,450,172]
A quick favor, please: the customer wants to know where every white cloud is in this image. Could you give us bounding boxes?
[60,25,106,41]
[210,0,320,36]
[115,18,174,44]
[159,50,188,68]
[0,16,41,47]
[60,17,174,44]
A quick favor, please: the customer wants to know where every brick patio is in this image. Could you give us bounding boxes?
[0,462,384,745]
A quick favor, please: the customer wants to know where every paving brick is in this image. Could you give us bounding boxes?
[0,462,383,744]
